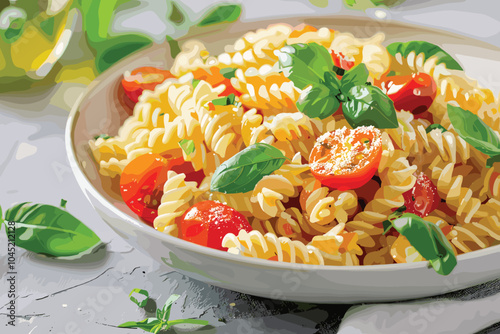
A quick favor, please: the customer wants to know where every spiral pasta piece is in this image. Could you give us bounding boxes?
[308,223,362,266]
[222,230,324,265]
[154,171,200,236]
[218,24,292,69]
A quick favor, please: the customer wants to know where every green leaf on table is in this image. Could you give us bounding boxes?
[60,199,67,209]
[297,85,340,120]
[179,139,196,156]
[340,63,369,96]
[160,294,180,322]
[129,288,149,308]
[387,41,463,71]
[211,143,288,193]
[448,104,500,158]
[4,202,101,257]
[342,84,398,129]
[220,67,238,79]
[198,4,242,27]
[118,318,162,332]
[391,213,457,275]
[277,43,335,90]
[425,124,447,133]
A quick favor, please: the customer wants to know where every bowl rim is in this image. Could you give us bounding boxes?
[65,16,500,274]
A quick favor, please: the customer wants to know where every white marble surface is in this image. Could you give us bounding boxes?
[2,1,500,333]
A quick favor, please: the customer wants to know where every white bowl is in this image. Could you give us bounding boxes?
[66,16,500,303]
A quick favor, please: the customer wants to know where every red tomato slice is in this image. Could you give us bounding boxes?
[379,72,437,114]
[179,201,252,251]
[309,126,383,190]
[122,66,176,104]
[403,172,440,218]
[192,66,242,97]
[330,50,355,72]
[120,154,205,226]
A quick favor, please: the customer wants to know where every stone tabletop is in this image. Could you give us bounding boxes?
[2,1,500,333]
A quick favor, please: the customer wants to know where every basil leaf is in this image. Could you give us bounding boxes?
[211,143,287,193]
[425,124,447,133]
[387,41,463,71]
[4,202,101,257]
[129,288,149,308]
[323,71,341,93]
[486,155,500,168]
[448,104,500,157]
[343,84,398,129]
[392,213,457,275]
[212,93,236,106]
[198,4,241,27]
[118,318,162,332]
[278,43,335,90]
[161,294,180,322]
[220,67,238,79]
[340,63,369,96]
[297,85,340,120]
[179,139,195,156]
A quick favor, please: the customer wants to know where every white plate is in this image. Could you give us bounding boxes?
[66,16,500,303]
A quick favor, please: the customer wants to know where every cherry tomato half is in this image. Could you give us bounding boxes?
[309,126,383,190]
[330,50,355,72]
[179,200,252,251]
[122,66,176,104]
[403,172,440,218]
[120,154,205,226]
[192,66,242,97]
[379,72,437,114]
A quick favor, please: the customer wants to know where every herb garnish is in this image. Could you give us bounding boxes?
[119,289,209,333]
[278,43,398,128]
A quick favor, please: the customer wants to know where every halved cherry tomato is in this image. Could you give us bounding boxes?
[192,66,242,97]
[309,126,383,190]
[179,200,252,251]
[122,66,176,104]
[379,72,437,114]
[403,172,440,218]
[330,50,355,72]
[120,154,205,226]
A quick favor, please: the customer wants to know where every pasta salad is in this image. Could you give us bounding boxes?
[89,24,500,275]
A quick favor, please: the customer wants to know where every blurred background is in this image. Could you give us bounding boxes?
[4,0,499,95]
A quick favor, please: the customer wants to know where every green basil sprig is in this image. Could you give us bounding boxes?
[278,43,398,128]
[210,143,288,194]
[448,104,500,167]
[2,200,101,257]
[389,213,457,276]
[386,41,463,71]
[119,289,209,333]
